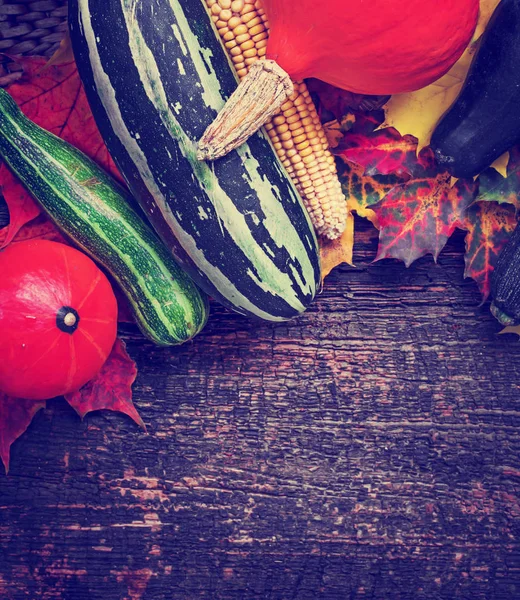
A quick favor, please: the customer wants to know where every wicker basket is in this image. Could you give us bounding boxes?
[0,0,68,229]
[0,0,67,57]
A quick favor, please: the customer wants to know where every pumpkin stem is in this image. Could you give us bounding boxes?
[64,312,77,327]
[197,59,293,161]
[56,306,80,335]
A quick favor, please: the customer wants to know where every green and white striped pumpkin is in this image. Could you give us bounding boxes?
[69,0,321,322]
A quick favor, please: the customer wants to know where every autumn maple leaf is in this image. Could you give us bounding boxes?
[337,127,418,179]
[460,202,517,301]
[371,149,478,267]
[459,147,520,300]
[321,135,411,277]
[65,339,144,430]
[0,395,46,474]
[337,158,406,228]
[320,216,355,278]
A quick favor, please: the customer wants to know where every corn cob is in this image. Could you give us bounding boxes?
[205,0,348,241]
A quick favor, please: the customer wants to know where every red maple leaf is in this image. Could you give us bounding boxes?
[337,127,419,179]
[372,149,478,267]
[64,339,144,430]
[461,202,517,301]
[0,213,67,247]
[0,165,40,249]
[0,394,46,474]
[308,78,389,121]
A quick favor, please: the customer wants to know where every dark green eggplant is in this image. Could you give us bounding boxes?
[491,221,520,326]
[431,0,520,179]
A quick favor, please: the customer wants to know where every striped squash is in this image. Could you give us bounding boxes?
[0,88,209,347]
[69,0,321,322]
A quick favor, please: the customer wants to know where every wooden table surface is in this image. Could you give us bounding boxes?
[1,221,520,599]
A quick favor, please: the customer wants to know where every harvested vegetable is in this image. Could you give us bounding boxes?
[198,0,479,159]
[431,0,520,179]
[0,240,118,400]
[69,0,320,322]
[202,0,348,240]
[0,88,209,346]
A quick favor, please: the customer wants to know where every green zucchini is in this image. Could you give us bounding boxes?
[0,87,209,346]
[69,0,321,322]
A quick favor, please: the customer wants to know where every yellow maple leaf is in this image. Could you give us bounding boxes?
[382,0,501,152]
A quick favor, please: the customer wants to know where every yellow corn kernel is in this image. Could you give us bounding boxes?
[205,0,348,240]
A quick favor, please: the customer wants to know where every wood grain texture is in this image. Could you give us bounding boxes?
[1,220,520,600]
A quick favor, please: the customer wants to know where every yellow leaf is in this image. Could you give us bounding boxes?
[382,0,501,151]
[320,212,355,279]
[500,325,520,336]
[347,196,379,229]
[323,113,356,149]
[474,0,503,39]
[45,31,74,69]
[323,120,344,150]
[490,151,510,178]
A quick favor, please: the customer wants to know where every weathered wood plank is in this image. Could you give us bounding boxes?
[1,222,520,599]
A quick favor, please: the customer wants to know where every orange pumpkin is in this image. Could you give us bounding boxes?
[263,0,480,95]
[0,240,118,400]
[198,0,480,161]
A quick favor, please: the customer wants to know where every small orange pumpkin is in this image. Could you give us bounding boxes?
[0,240,118,400]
